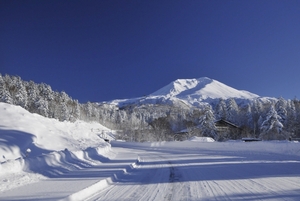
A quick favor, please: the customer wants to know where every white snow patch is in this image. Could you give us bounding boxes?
[188,136,215,142]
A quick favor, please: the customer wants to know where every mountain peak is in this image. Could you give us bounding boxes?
[150,77,259,101]
[151,77,212,97]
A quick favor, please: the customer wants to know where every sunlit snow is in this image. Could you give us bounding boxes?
[1,102,300,200]
[109,77,260,107]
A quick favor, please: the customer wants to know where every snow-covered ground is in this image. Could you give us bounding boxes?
[1,102,300,200]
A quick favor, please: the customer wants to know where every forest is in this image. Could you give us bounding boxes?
[1,74,300,141]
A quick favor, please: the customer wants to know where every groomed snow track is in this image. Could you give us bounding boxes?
[1,140,300,200]
[85,141,300,201]
[0,143,141,200]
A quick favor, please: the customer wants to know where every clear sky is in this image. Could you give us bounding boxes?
[1,0,300,103]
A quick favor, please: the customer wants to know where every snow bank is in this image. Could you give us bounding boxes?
[0,102,114,192]
[0,102,111,161]
[0,145,114,193]
[188,136,215,142]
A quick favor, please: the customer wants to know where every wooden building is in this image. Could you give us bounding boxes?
[215,119,240,140]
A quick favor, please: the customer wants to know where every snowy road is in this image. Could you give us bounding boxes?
[1,140,300,200]
[87,141,300,201]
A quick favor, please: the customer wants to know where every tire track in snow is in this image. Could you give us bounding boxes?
[165,162,185,201]
[88,152,191,201]
[86,152,170,201]
[82,143,300,201]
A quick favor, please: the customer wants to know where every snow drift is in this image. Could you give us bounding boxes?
[0,102,114,193]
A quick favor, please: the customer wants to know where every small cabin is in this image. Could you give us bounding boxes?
[215,119,240,140]
[215,119,239,132]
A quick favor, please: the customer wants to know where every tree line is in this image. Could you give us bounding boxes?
[1,74,300,141]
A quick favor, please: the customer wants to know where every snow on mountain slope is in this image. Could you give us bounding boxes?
[151,77,259,100]
[107,77,259,107]
[151,78,200,97]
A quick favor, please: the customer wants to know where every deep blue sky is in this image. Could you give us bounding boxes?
[1,0,300,103]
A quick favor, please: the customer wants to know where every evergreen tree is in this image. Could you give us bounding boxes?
[26,81,39,112]
[58,91,70,121]
[0,74,13,104]
[215,98,227,120]
[85,101,93,121]
[285,99,297,136]
[38,83,54,101]
[260,105,284,140]
[226,98,239,124]
[35,97,49,117]
[13,76,28,108]
[239,103,254,135]
[69,99,81,121]
[275,97,287,126]
[198,105,217,139]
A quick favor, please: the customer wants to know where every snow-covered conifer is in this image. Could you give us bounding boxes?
[12,76,28,108]
[38,83,54,101]
[85,101,93,120]
[226,98,239,125]
[285,99,297,136]
[69,99,81,121]
[0,74,13,104]
[58,92,70,121]
[215,98,227,120]
[198,105,217,139]
[35,97,49,117]
[260,105,284,140]
[275,97,287,125]
[26,81,39,111]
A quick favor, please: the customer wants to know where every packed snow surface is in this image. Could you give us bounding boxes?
[1,102,300,200]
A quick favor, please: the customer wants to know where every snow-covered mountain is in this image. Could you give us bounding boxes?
[110,77,259,107]
[151,77,259,100]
